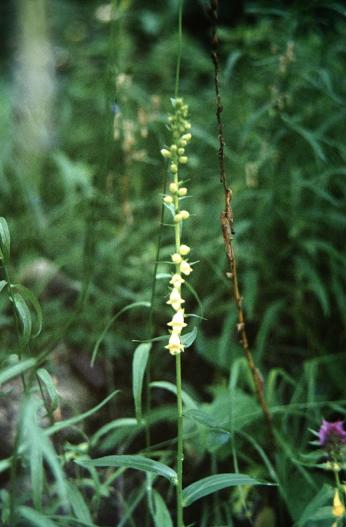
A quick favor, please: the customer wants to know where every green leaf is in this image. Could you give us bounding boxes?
[91,417,138,447]
[76,455,177,484]
[0,358,36,385]
[0,217,10,263]
[152,490,173,527]
[91,301,150,365]
[67,482,93,524]
[296,484,333,526]
[12,284,43,338]
[13,292,32,345]
[47,390,119,436]
[30,432,43,511]
[182,473,264,507]
[19,507,59,527]
[184,408,230,435]
[37,368,59,413]
[132,343,151,424]
[181,326,197,349]
[0,280,7,294]
[150,381,197,409]
[22,398,67,506]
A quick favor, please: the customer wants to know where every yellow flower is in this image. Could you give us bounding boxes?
[169,182,178,193]
[167,288,185,311]
[160,148,171,159]
[171,253,183,264]
[333,489,345,518]
[167,309,187,332]
[170,273,185,287]
[165,332,184,355]
[180,210,190,220]
[179,244,190,256]
[180,261,193,276]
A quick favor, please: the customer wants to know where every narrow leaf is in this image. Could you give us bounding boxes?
[47,390,119,436]
[67,482,92,524]
[76,455,177,484]
[132,343,151,424]
[0,217,10,263]
[150,381,197,409]
[184,408,230,435]
[0,358,36,385]
[152,490,173,527]
[182,473,264,507]
[0,280,7,294]
[19,507,59,527]
[12,284,43,338]
[13,292,32,345]
[37,368,59,413]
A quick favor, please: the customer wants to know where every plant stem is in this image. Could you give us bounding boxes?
[175,0,183,99]
[175,352,184,527]
[209,0,275,447]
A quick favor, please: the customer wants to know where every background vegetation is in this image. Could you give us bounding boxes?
[0,0,345,525]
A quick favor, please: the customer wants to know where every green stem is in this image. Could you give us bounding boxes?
[175,352,184,527]
[175,0,183,99]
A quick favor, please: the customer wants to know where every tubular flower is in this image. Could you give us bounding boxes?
[165,332,184,355]
[170,273,185,288]
[167,310,187,332]
[180,261,193,276]
[167,288,185,311]
[161,97,194,355]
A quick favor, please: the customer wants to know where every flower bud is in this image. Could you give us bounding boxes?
[160,148,171,159]
[179,140,187,147]
[163,195,173,204]
[170,144,178,152]
[171,253,182,264]
[179,244,191,256]
[178,187,188,197]
[182,133,192,142]
[169,182,178,193]
[174,213,183,223]
[179,156,188,164]
[170,163,178,174]
[178,148,185,155]
[180,210,190,220]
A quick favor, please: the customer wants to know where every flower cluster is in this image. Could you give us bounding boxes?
[319,420,346,450]
[160,98,193,355]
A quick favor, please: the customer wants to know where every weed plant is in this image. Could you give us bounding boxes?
[0,1,345,526]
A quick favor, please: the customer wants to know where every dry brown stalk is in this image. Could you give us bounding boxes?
[209,0,275,444]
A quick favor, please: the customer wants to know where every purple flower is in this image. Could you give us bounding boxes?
[318,419,346,448]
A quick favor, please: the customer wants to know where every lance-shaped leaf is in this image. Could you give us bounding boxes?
[76,455,177,485]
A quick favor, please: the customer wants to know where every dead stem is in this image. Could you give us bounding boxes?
[209,0,275,447]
